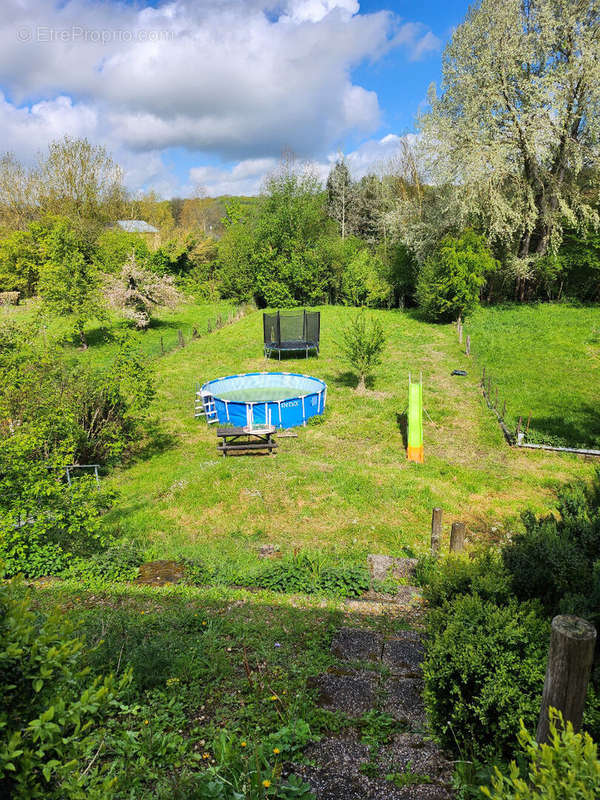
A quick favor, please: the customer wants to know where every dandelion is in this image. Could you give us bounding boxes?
[262,780,271,788]
[241,741,247,748]
[202,621,207,626]
[273,747,280,754]
[144,720,149,725]
[270,695,278,701]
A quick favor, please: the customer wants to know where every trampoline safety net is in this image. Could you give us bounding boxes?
[263,310,320,358]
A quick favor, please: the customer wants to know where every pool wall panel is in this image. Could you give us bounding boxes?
[202,372,326,429]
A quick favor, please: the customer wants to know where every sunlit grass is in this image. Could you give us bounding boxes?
[103,304,595,568]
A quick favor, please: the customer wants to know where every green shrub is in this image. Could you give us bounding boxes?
[481,709,600,799]
[419,551,513,609]
[338,309,386,391]
[416,229,498,322]
[0,576,130,799]
[423,594,549,760]
[502,475,600,622]
[62,540,145,583]
[248,554,369,598]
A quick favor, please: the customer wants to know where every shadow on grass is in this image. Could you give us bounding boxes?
[396,412,408,450]
[124,423,178,466]
[526,404,600,450]
[263,349,319,363]
[329,371,375,390]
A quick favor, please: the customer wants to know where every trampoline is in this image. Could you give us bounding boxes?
[263,310,320,359]
[201,372,327,429]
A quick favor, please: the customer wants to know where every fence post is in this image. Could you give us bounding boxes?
[536,615,596,743]
[459,322,463,344]
[431,507,443,556]
[449,522,466,553]
[466,335,471,356]
[178,329,185,347]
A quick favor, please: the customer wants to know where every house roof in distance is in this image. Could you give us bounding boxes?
[116,220,159,233]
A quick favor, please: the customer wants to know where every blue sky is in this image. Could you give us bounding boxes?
[0,0,471,196]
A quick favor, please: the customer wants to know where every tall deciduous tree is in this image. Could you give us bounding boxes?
[326,158,356,239]
[420,0,600,298]
[35,137,126,227]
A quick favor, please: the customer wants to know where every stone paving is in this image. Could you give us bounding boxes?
[291,627,454,800]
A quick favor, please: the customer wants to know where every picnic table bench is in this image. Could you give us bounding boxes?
[216,426,277,456]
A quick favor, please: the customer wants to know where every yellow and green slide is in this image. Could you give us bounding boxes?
[407,376,424,463]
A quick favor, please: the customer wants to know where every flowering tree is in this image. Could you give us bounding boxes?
[419,0,600,297]
[106,251,180,329]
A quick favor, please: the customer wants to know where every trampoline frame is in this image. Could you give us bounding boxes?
[263,310,320,359]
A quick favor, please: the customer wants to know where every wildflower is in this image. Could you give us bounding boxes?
[270,695,278,701]
[262,780,271,788]
[273,747,280,755]
[202,752,211,760]
[144,720,149,725]
[202,621,207,626]
[241,741,247,748]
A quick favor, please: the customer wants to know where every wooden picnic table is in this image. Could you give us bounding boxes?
[216,426,277,456]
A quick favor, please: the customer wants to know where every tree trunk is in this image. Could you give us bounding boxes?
[78,323,88,349]
[356,374,366,392]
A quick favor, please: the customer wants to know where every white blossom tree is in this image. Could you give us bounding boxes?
[106,252,181,330]
[418,0,600,297]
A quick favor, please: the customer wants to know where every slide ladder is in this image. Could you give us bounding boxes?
[195,386,218,423]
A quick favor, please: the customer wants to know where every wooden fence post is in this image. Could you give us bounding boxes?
[536,615,597,743]
[450,522,466,553]
[466,335,471,356]
[459,323,463,344]
[178,329,185,347]
[431,507,443,556]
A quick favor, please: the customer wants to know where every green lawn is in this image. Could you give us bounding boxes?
[467,304,600,448]
[1,297,237,368]
[101,303,594,572]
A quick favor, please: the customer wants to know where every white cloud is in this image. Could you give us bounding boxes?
[187,133,418,197]
[0,0,441,194]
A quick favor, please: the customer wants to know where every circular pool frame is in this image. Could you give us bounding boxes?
[201,372,327,429]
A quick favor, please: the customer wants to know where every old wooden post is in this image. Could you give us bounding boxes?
[178,329,185,347]
[458,322,463,344]
[465,335,471,356]
[431,507,443,556]
[450,522,466,553]
[526,411,532,434]
[536,615,596,743]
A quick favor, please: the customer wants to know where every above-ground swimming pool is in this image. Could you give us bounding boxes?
[201,372,327,429]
